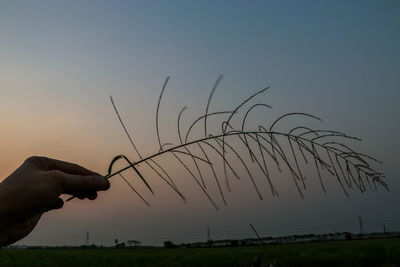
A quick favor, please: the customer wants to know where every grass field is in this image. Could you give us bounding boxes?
[1,238,400,266]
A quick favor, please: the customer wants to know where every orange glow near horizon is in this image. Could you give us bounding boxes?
[0,1,398,247]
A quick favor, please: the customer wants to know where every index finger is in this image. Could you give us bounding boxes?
[26,156,100,176]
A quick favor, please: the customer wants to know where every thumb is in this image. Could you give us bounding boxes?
[48,170,110,196]
[45,197,64,212]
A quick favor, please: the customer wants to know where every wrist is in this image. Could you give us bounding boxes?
[0,184,9,247]
[0,228,10,247]
[0,182,12,231]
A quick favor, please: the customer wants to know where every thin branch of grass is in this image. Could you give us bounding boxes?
[254,134,273,195]
[110,96,142,159]
[185,111,232,143]
[213,135,264,200]
[92,77,387,208]
[178,106,206,188]
[224,122,279,196]
[222,86,271,134]
[169,150,211,163]
[172,150,219,209]
[288,135,306,190]
[326,150,349,196]
[202,138,242,188]
[104,130,385,194]
[335,154,351,188]
[147,159,186,201]
[242,132,293,197]
[220,86,271,196]
[110,93,187,203]
[204,75,223,138]
[119,174,151,206]
[241,103,272,165]
[198,142,227,205]
[156,76,170,151]
[108,154,153,194]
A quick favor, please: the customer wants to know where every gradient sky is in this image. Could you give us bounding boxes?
[1,0,399,246]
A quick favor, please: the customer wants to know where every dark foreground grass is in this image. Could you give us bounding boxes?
[1,238,400,267]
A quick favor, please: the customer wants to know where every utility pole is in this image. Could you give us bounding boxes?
[383,224,387,234]
[207,227,210,241]
[250,224,263,245]
[86,230,89,246]
[359,216,365,235]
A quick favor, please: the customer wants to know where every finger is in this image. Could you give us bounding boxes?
[87,191,98,200]
[47,170,110,196]
[70,191,97,200]
[45,198,64,212]
[28,156,100,176]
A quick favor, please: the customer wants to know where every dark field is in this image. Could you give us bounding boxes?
[1,238,400,266]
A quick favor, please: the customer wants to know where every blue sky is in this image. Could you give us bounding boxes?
[0,1,399,246]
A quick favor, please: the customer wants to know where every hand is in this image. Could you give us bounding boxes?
[0,156,110,246]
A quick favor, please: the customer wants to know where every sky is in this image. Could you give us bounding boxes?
[0,0,399,246]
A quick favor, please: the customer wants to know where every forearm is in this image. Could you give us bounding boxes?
[0,179,20,247]
[0,227,11,247]
[0,157,110,247]
[0,182,11,246]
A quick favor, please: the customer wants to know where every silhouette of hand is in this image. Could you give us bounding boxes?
[0,156,110,246]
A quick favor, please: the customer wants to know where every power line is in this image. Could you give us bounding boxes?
[86,230,89,246]
[359,216,365,235]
